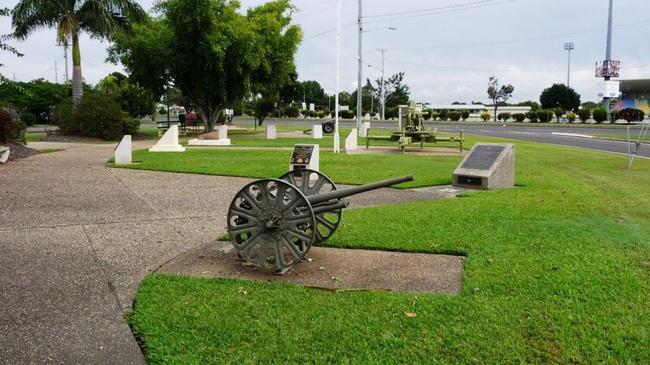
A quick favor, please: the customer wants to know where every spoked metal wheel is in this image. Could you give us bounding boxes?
[279,169,342,244]
[227,179,316,272]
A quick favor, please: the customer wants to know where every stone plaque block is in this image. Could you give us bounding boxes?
[345,128,358,152]
[114,135,132,164]
[311,124,323,139]
[266,125,277,139]
[452,143,514,190]
[149,125,185,152]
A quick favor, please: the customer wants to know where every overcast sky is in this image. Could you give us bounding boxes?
[1,0,648,104]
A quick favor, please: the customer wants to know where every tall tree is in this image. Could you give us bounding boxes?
[539,84,581,111]
[247,0,301,126]
[367,72,410,116]
[110,0,301,131]
[487,76,514,121]
[0,8,23,85]
[12,0,145,104]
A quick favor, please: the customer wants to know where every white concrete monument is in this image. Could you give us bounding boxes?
[114,135,132,164]
[344,128,358,153]
[149,125,185,152]
[266,124,277,139]
[0,146,9,164]
[359,121,370,137]
[311,124,323,139]
[188,124,231,146]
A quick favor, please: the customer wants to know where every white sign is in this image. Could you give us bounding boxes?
[597,80,621,98]
[265,124,277,139]
[309,103,315,111]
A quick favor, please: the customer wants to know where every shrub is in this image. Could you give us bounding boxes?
[301,109,309,117]
[554,108,564,122]
[438,109,449,121]
[512,113,526,122]
[430,111,439,121]
[284,106,300,118]
[448,111,461,121]
[55,98,76,132]
[577,108,591,122]
[74,94,124,140]
[122,113,141,135]
[0,108,27,144]
[617,108,645,122]
[461,110,470,121]
[480,112,491,122]
[592,108,608,123]
[422,108,433,121]
[537,109,554,122]
[21,111,37,126]
[526,111,538,122]
[316,111,325,118]
[497,112,511,122]
[567,112,577,122]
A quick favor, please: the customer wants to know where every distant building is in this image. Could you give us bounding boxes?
[428,104,531,121]
[614,79,650,115]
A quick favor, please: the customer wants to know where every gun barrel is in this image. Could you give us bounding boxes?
[307,175,413,206]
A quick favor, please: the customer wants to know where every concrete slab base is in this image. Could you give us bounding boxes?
[187,138,231,146]
[157,242,464,294]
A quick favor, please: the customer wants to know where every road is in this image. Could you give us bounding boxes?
[233,118,650,159]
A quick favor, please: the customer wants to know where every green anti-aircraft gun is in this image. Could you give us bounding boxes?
[366,102,464,153]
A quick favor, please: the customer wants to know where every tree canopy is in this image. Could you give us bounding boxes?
[109,0,301,131]
[539,84,581,111]
[12,0,145,104]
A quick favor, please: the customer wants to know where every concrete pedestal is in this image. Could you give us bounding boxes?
[345,128,358,153]
[114,135,132,164]
[149,125,185,152]
[311,124,323,139]
[359,122,370,137]
[266,125,277,139]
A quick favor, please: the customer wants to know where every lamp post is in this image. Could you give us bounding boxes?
[564,42,574,87]
[334,0,342,153]
[165,68,171,129]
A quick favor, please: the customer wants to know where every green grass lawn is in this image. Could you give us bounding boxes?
[126,136,649,364]
[25,132,46,142]
[595,132,649,143]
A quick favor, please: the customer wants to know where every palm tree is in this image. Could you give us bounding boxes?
[12,0,145,104]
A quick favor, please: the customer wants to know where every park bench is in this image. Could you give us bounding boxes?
[0,146,10,163]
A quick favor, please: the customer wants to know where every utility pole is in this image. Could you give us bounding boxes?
[63,43,69,82]
[377,49,386,120]
[356,0,363,129]
[54,61,58,83]
[564,42,574,87]
[596,0,619,114]
[56,42,70,82]
[333,0,342,153]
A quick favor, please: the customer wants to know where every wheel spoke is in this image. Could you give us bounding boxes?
[280,235,303,261]
[241,190,263,212]
[316,214,337,231]
[229,223,258,236]
[287,227,312,243]
[230,206,258,221]
[238,231,262,255]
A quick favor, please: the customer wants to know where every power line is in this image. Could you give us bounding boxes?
[385,18,650,51]
[364,0,510,19]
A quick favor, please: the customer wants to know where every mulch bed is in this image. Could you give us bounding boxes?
[43,132,153,142]
[3,142,40,161]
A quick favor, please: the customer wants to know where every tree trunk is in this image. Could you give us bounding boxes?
[493,104,498,122]
[71,32,83,105]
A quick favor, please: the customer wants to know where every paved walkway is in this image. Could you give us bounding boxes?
[0,142,464,364]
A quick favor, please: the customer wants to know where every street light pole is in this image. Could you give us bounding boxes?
[356,0,363,130]
[334,0,342,153]
[165,68,171,129]
[377,49,386,120]
[564,42,574,87]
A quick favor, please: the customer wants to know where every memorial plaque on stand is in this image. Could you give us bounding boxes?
[289,144,319,172]
[452,143,514,190]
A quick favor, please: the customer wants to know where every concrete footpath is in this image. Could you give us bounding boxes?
[0,142,463,364]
